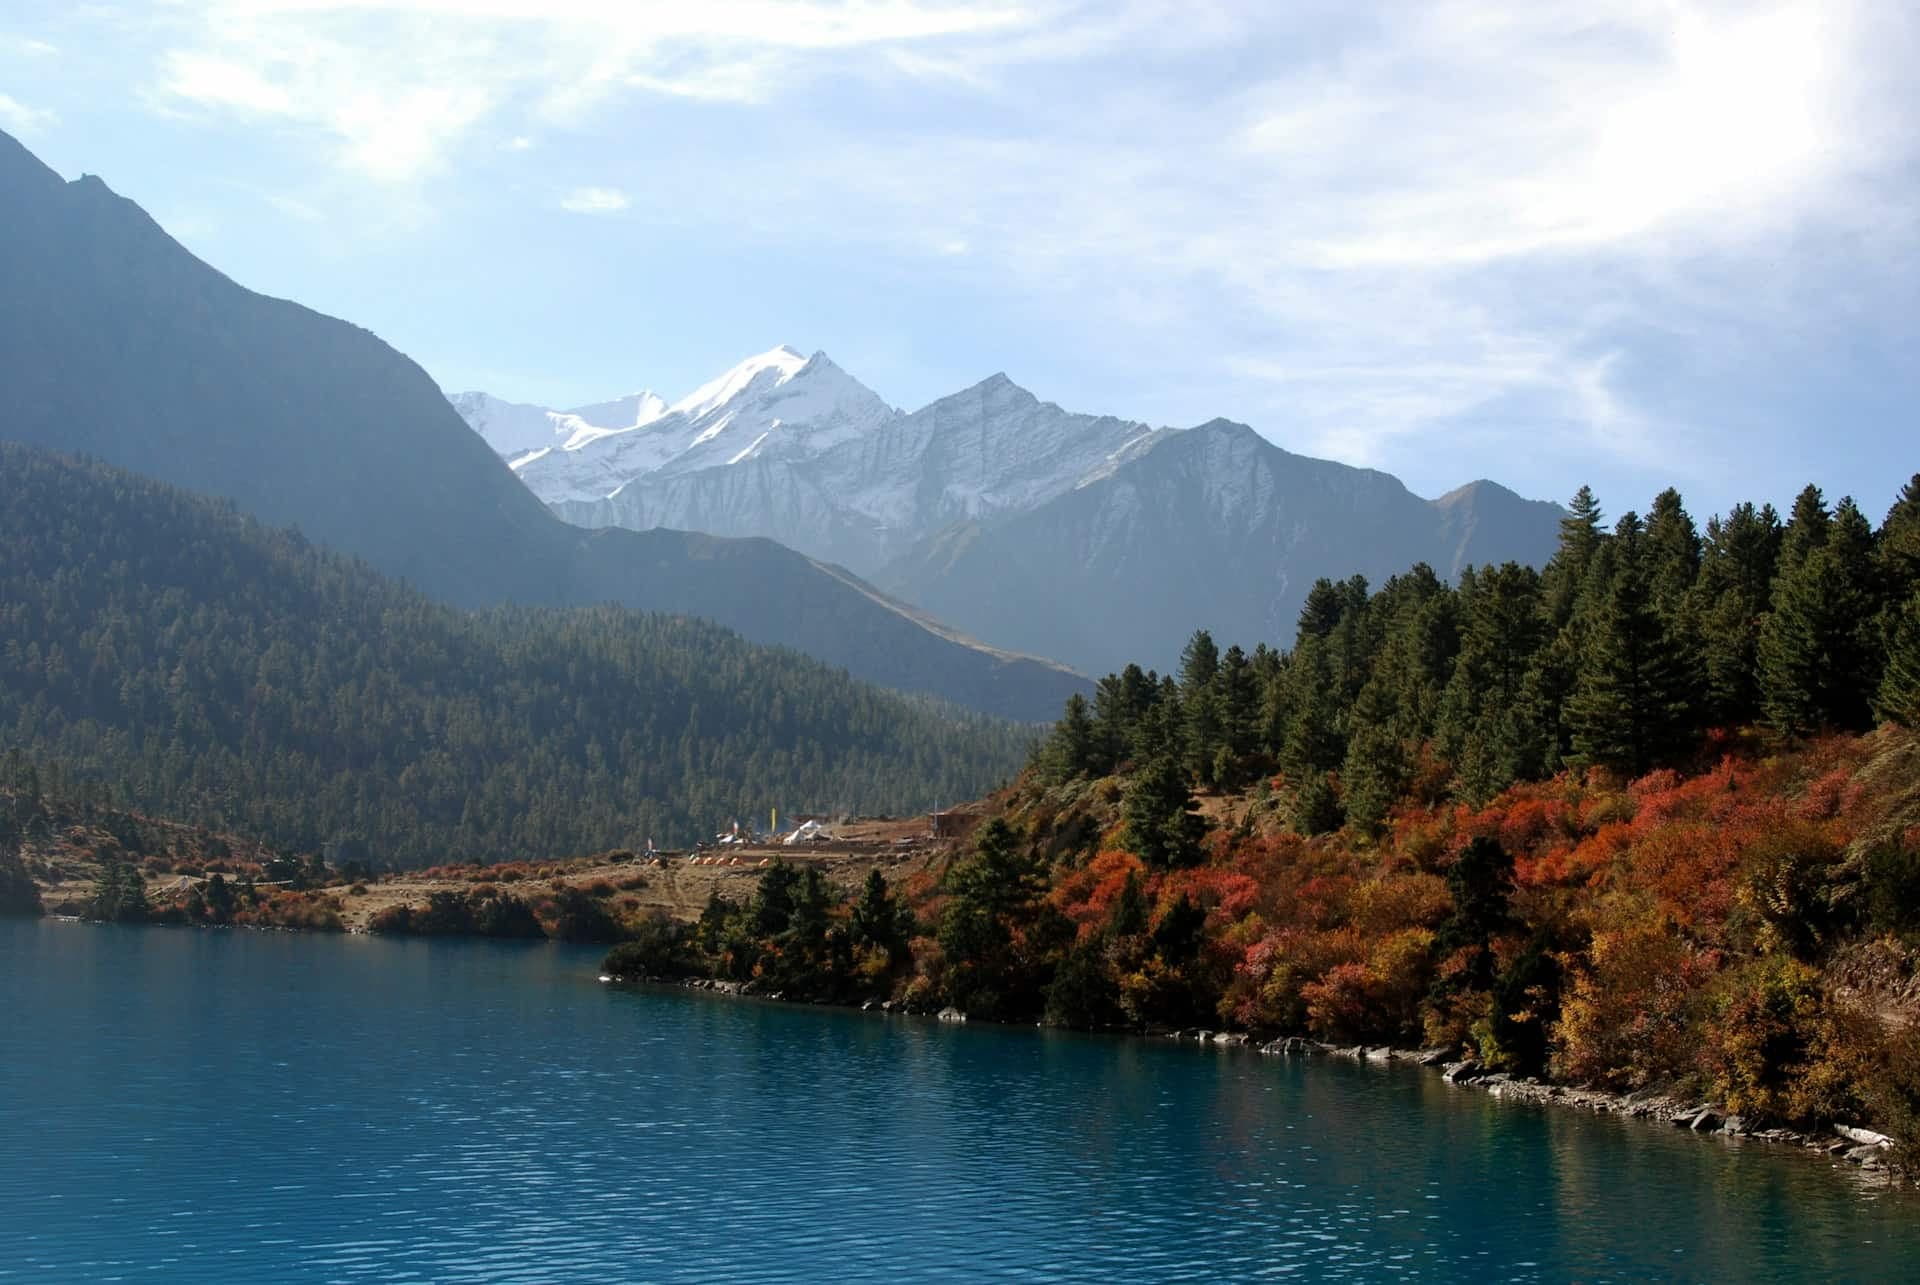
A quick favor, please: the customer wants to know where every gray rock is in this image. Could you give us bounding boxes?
[1835,1125,1894,1149]
[936,1006,967,1024]
[1690,1110,1721,1132]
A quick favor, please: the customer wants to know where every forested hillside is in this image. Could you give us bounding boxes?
[0,446,1030,865]
[0,128,1085,721]
[1035,479,1920,823]
[605,477,1920,1151]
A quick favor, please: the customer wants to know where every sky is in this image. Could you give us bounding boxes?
[2,1,1915,521]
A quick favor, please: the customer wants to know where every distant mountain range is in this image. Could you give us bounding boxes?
[0,128,1084,721]
[453,353,1565,676]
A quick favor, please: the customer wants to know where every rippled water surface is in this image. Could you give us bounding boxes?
[4,919,1916,1281]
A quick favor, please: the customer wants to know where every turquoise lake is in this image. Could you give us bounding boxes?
[3,918,1916,1282]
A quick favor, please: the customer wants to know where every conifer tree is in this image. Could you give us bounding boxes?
[1296,579,1346,642]
[1044,693,1097,783]
[1881,475,1920,604]
[1122,753,1205,868]
[1342,678,1407,837]
[1878,592,1920,729]
[1566,514,1694,775]
[1179,631,1224,788]
[851,868,907,957]
[1544,485,1606,626]
[0,832,40,917]
[1279,638,1344,779]
[1645,488,1703,617]
[1760,497,1881,735]
[1778,484,1831,575]
[1439,562,1546,796]
[1215,644,1260,768]
[1697,501,1782,726]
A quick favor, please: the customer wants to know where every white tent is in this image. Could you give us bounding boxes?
[782,820,834,845]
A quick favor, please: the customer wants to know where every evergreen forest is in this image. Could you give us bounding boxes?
[1034,479,1920,822]
[0,445,1031,866]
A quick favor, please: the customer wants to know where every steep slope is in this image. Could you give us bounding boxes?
[0,443,1036,863]
[0,128,1084,719]
[456,353,1560,678]
[877,421,1564,677]
[461,364,1158,573]
[1431,479,1571,576]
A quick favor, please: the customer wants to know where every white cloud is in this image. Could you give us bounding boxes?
[101,0,1918,497]
[1,34,57,57]
[504,134,532,151]
[142,1,1040,177]
[0,91,55,135]
[560,184,628,213]
[638,0,1905,489]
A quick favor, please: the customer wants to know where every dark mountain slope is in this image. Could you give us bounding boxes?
[0,444,1032,864]
[0,129,1084,719]
[880,420,1564,677]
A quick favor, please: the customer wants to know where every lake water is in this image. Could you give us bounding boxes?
[3,919,1915,1282]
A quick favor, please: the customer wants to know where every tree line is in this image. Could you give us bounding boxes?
[1039,477,1920,834]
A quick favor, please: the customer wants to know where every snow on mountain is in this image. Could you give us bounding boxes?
[450,352,1167,573]
[446,391,572,458]
[448,346,1563,675]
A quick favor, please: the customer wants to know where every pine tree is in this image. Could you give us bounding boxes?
[1342,678,1407,837]
[1297,578,1346,643]
[1566,515,1694,775]
[1644,488,1703,617]
[1215,644,1259,766]
[1438,562,1546,796]
[1881,475,1920,604]
[851,868,906,956]
[1122,753,1206,868]
[1760,497,1881,735]
[1545,485,1606,626]
[1043,693,1097,783]
[1878,591,1920,729]
[1697,501,1782,726]
[1179,631,1224,788]
[1275,635,1343,782]
[1778,484,1831,575]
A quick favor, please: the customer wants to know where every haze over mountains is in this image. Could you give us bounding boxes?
[0,128,1083,721]
[454,351,1565,676]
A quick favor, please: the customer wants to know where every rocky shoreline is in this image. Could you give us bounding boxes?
[1236,1033,1901,1182]
[617,975,1904,1186]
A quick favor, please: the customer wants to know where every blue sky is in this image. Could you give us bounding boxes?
[2,1,1915,523]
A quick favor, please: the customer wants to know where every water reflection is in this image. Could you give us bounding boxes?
[2,919,1913,1282]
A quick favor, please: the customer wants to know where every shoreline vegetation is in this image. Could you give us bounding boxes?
[7,477,1920,1188]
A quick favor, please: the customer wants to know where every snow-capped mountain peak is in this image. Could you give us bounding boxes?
[453,345,901,506]
[567,390,668,430]
[667,344,809,421]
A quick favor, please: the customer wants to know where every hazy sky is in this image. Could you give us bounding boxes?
[3,1,1915,520]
